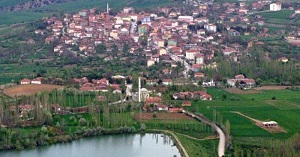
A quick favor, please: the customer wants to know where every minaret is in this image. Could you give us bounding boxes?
[138,77,141,102]
[106,2,109,13]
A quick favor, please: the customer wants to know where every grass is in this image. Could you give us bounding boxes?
[0,0,30,8]
[0,0,177,25]
[266,18,291,25]
[258,10,294,20]
[175,133,218,157]
[187,88,300,139]
[0,63,62,85]
[143,119,213,139]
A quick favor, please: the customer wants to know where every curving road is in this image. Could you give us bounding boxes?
[183,111,226,157]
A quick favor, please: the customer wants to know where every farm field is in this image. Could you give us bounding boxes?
[3,84,63,96]
[0,63,63,85]
[0,0,177,25]
[135,112,194,120]
[189,88,300,140]
[175,133,219,157]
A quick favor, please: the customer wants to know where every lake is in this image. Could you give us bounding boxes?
[0,133,181,157]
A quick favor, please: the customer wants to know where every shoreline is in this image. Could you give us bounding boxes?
[0,128,187,157]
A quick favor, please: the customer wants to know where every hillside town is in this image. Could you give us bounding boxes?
[1,0,300,157]
[38,0,300,86]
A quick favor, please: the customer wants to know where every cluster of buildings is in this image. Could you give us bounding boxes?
[20,77,43,85]
[227,74,256,89]
[173,91,212,100]
[143,96,184,112]
[38,1,296,83]
[73,77,119,92]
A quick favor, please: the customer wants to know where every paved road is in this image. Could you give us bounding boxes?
[108,84,132,105]
[168,52,192,78]
[183,111,226,157]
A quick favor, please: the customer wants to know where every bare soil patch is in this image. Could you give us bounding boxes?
[254,86,300,90]
[230,111,286,133]
[135,112,194,121]
[225,88,261,95]
[3,84,63,97]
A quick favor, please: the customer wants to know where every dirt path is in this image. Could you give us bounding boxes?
[176,133,218,141]
[230,111,287,133]
[149,129,190,157]
[230,111,261,123]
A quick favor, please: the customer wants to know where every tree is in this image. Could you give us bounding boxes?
[140,36,148,46]
[225,120,231,147]
[140,123,146,131]
[95,44,107,53]
[222,94,227,101]
[79,118,87,126]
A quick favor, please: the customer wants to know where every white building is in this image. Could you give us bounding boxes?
[140,88,150,102]
[186,49,199,60]
[178,16,194,22]
[270,3,281,11]
[204,24,217,33]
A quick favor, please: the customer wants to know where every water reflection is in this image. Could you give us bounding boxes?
[1,134,181,157]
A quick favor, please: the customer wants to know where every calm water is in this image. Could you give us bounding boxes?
[1,134,181,157]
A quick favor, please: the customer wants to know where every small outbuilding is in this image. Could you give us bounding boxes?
[262,121,278,128]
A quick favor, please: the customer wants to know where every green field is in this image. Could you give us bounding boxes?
[188,88,300,140]
[143,119,213,139]
[0,0,30,8]
[175,133,218,157]
[259,10,294,19]
[0,0,177,25]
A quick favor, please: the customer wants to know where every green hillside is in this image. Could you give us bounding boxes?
[0,0,177,25]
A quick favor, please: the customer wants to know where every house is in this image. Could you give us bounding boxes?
[202,79,215,87]
[145,97,162,106]
[182,101,192,107]
[204,24,217,33]
[162,79,172,86]
[270,2,281,11]
[227,74,256,88]
[278,57,288,63]
[31,77,43,84]
[144,97,163,111]
[159,48,167,56]
[156,104,169,111]
[228,29,240,36]
[194,91,212,100]
[186,49,199,60]
[20,79,31,85]
[147,59,155,67]
[194,72,205,79]
[168,107,183,113]
[195,53,204,64]
[178,16,194,22]
[262,121,278,128]
[73,77,89,84]
[223,47,236,56]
